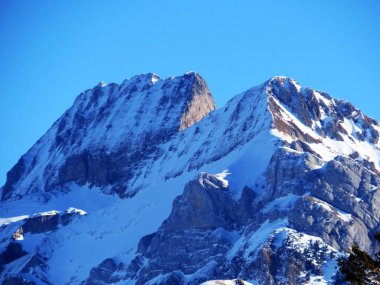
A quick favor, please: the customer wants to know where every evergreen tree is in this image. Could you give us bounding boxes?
[338,234,380,284]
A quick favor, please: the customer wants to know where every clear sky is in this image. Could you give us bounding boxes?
[1,0,379,185]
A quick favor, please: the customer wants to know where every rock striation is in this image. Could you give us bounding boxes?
[1,72,216,200]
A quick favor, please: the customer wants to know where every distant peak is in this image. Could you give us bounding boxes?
[268,76,301,91]
[182,71,204,80]
[150,73,160,84]
[97,81,107,88]
[262,75,380,148]
[184,71,197,76]
[269,75,297,82]
[129,72,160,82]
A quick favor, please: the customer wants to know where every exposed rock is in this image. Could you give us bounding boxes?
[0,242,27,267]
[85,258,123,285]
[179,72,216,130]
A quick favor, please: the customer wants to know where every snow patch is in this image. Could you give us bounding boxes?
[66,207,87,215]
[13,234,24,241]
[214,170,230,187]
[98,81,107,87]
[270,96,321,142]
[0,215,29,226]
[228,219,288,260]
[312,197,352,222]
[313,90,332,107]
[31,210,60,218]
[273,228,337,254]
[201,280,255,285]
[151,74,160,84]
[262,194,300,213]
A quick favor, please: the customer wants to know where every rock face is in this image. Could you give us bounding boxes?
[1,72,216,200]
[1,73,380,284]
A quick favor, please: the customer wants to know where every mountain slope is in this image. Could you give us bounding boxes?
[0,73,380,285]
[1,72,216,201]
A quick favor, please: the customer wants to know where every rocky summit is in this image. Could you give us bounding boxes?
[1,73,380,285]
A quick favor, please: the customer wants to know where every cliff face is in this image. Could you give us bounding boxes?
[1,72,216,201]
[1,73,380,285]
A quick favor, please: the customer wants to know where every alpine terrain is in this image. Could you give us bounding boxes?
[1,72,380,285]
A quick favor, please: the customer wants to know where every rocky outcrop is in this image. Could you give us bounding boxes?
[2,254,51,285]
[179,73,216,130]
[86,174,257,284]
[84,162,354,284]
[0,243,27,268]
[267,76,379,144]
[0,208,86,283]
[83,138,380,284]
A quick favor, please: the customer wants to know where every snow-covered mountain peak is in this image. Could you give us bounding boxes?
[126,72,161,86]
[268,75,301,90]
[262,76,380,171]
[265,76,379,142]
[1,73,380,285]
[1,72,216,201]
[97,81,107,88]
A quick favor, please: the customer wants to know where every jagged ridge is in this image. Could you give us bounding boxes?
[1,72,216,200]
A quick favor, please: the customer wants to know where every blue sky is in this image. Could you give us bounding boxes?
[0,0,379,185]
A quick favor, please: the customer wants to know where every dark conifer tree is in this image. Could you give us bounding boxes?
[338,233,380,284]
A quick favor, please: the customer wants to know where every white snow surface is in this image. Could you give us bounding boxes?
[66,207,87,215]
[312,197,353,222]
[213,170,230,188]
[201,280,256,285]
[227,218,288,261]
[0,215,29,226]
[262,194,301,213]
